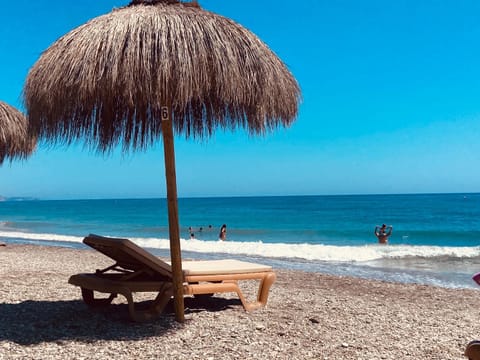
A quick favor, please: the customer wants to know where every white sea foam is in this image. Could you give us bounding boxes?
[0,231,83,244]
[1,230,479,262]
[133,238,480,262]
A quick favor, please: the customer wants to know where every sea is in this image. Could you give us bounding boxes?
[1,193,480,289]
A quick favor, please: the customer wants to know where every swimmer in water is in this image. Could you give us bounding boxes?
[374,224,393,244]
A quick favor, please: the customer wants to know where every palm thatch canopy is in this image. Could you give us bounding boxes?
[23,0,300,322]
[24,0,300,152]
[0,101,36,165]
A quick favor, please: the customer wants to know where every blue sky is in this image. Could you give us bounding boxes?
[1,0,480,199]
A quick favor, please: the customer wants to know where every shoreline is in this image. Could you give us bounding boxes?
[1,237,479,290]
[1,244,480,359]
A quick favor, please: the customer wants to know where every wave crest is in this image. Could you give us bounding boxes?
[1,230,478,262]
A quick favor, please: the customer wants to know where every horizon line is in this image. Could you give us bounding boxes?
[1,191,478,202]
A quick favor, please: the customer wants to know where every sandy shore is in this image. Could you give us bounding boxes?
[1,244,479,359]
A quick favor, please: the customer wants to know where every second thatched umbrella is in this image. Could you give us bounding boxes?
[0,101,36,165]
[24,0,300,322]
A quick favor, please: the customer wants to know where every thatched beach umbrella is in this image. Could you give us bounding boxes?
[24,0,300,322]
[0,101,35,165]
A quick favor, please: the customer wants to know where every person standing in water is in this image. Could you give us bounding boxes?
[375,224,393,244]
[219,224,227,241]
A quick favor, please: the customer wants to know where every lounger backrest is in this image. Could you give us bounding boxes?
[84,234,172,279]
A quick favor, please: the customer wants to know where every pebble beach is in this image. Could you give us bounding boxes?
[1,244,480,359]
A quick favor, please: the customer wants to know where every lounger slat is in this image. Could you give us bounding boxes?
[179,259,272,275]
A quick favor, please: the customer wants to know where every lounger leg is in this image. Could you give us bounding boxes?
[238,272,277,311]
[81,288,117,308]
[121,284,173,322]
[146,283,174,319]
[218,280,267,312]
[257,272,277,306]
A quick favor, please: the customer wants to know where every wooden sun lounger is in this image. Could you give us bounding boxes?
[69,234,276,322]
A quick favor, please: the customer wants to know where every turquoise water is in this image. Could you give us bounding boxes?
[1,193,479,288]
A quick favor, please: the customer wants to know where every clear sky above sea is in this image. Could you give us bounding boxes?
[1,0,480,200]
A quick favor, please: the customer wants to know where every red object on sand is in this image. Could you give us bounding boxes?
[473,272,480,286]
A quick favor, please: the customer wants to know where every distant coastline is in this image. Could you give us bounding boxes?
[0,196,38,202]
[0,191,478,202]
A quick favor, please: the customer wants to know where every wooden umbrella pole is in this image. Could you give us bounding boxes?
[161,104,185,322]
